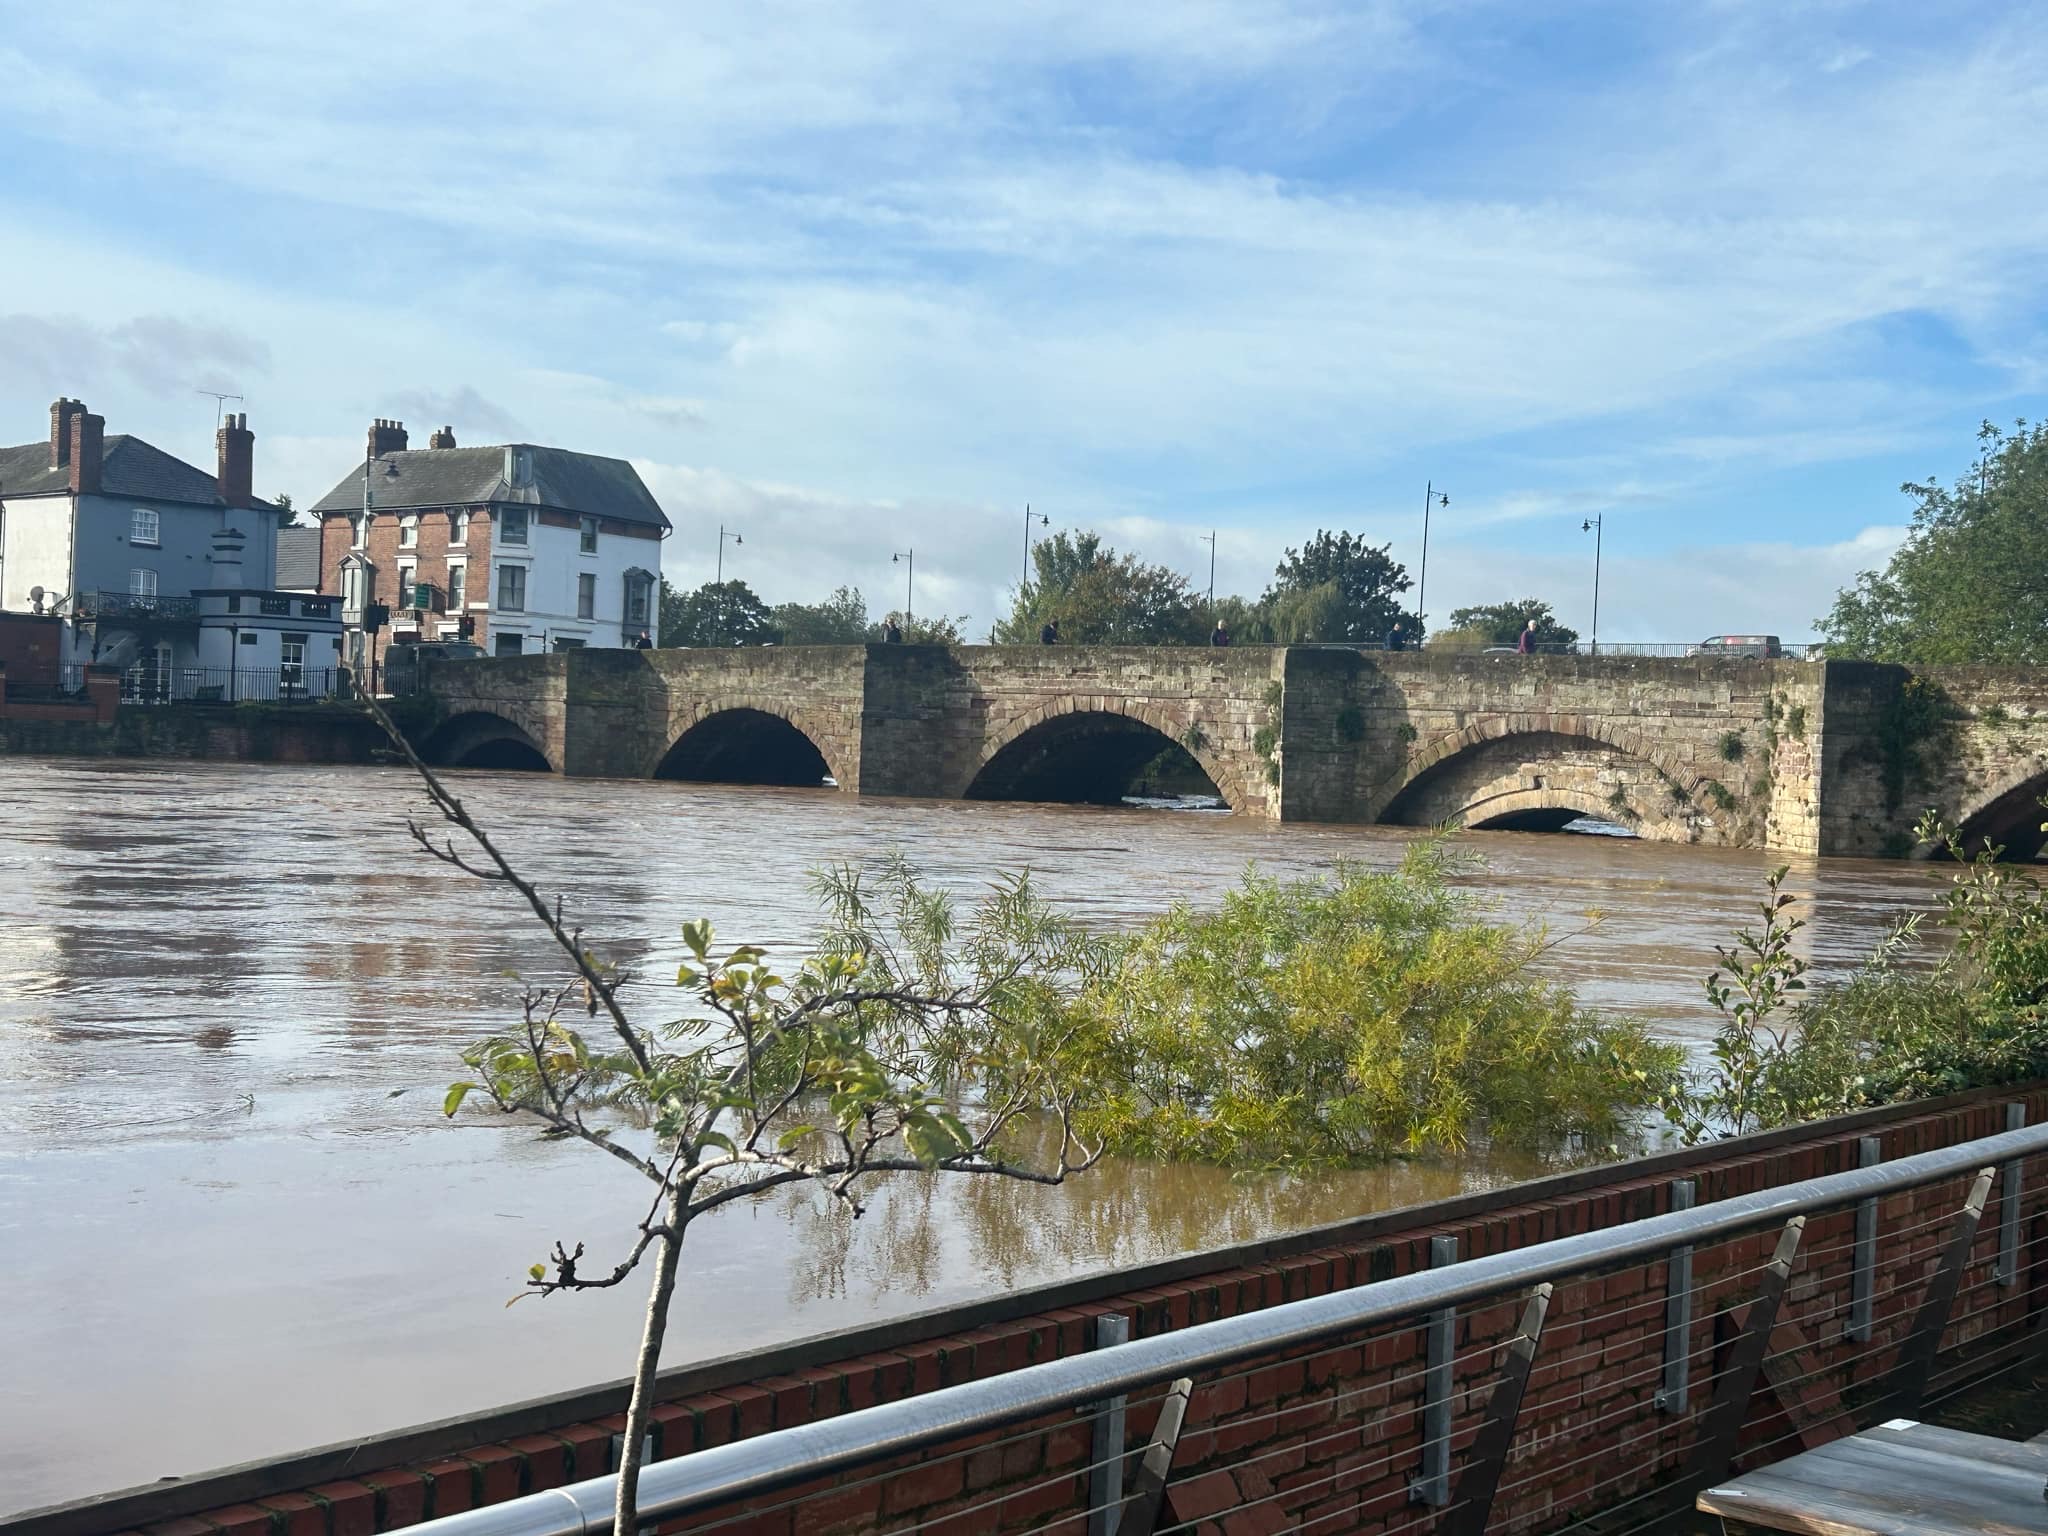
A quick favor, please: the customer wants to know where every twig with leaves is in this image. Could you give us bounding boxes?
[363,696,1105,1535]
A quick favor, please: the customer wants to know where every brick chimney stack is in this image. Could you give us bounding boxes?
[367,418,409,459]
[216,412,254,508]
[69,409,104,495]
[50,398,84,468]
[428,425,457,450]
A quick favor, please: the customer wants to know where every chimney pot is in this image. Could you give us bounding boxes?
[428,424,458,450]
[367,418,409,459]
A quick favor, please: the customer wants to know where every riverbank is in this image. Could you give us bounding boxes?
[0,701,389,764]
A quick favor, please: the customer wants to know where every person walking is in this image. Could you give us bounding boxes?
[1040,618,1060,644]
[1385,621,1406,652]
[1211,619,1231,648]
[1516,618,1536,655]
[884,616,904,644]
[632,630,653,650]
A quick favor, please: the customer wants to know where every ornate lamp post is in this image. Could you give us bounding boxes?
[1417,483,1448,633]
[1023,505,1047,590]
[892,548,914,627]
[1582,515,1603,656]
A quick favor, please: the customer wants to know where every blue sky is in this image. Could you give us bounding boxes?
[3,1,2044,640]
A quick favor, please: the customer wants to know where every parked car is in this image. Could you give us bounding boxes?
[1688,634,1784,659]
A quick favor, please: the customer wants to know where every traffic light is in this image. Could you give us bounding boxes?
[364,603,390,633]
[457,614,476,638]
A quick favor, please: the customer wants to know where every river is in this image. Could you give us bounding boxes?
[0,758,1955,1513]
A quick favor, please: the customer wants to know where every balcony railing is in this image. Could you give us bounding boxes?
[119,665,344,704]
[75,589,200,624]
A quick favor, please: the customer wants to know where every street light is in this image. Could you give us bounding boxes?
[1023,504,1047,590]
[716,525,743,583]
[1199,530,1217,612]
[1582,515,1603,656]
[1417,482,1448,633]
[892,548,914,627]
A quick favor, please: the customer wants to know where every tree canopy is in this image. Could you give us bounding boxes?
[991,531,1206,644]
[659,578,779,647]
[770,585,871,645]
[1435,598,1579,652]
[1819,421,2048,663]
[1261,530,1417,644]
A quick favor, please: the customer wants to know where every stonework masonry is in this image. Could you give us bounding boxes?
[420,647,2048,856]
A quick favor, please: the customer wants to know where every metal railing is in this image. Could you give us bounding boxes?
[118,665,345,704]
[1336,640,1822,660]
[408,1113,2047,1536]
[73,589,201,624]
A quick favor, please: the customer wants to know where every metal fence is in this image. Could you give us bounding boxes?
[1337,641,1822,660]
[401,1111,2047,1536]
[116,665,346,704]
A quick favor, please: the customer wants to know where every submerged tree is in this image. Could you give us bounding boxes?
[1072,842,1679,1167]
[371,705,1105,1534]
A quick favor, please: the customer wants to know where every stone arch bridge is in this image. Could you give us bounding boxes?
[417,647,2048,856]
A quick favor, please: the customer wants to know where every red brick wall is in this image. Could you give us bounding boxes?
[52,1085,2048,1536]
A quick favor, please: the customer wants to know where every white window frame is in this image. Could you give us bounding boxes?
[499,507,529,547]
[445,559,466,612]
[398,561,418,610]
[279,633,307,688]
[579,515,599,555]
[131,507,160,547]
[350,513,367,550]
[449,510,468,547]
[129,567,158,597]
[497,563,527,612]
[398,514,419,548]
[577,572,596,620]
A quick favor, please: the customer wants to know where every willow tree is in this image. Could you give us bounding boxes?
[374,707,1106,1535]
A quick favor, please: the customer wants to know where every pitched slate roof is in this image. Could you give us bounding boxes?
[0,435,282,512]
[307,443,672,530]
[275,525,323,590]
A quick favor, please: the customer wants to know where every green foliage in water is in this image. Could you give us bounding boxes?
[1660,808,2048,1142]
[1068,842,1681,1168]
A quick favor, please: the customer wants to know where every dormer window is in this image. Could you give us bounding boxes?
[131,508,160,547]
[499,506,529,547]
[399,513,419,548]
[449,510,469,547]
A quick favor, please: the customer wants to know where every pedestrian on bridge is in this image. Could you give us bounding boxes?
[1517,619,1536,655]
[1211,619,1231,647]
[1386,622,1406,652]
[1041,619,1060,644]
[884,616,904,644]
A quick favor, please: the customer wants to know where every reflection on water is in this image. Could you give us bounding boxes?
[0,758,1953,1512]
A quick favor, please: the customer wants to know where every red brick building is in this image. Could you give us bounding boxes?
[309,419,669,674]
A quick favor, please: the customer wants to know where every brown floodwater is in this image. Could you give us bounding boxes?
[0,758,1956,1514]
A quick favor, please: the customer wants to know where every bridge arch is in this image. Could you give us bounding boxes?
[420,710,557,772]
[1921,759,2048,860]
[649,696,847,789]
[965,698,1242,809]
[1379,715,1716,840]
